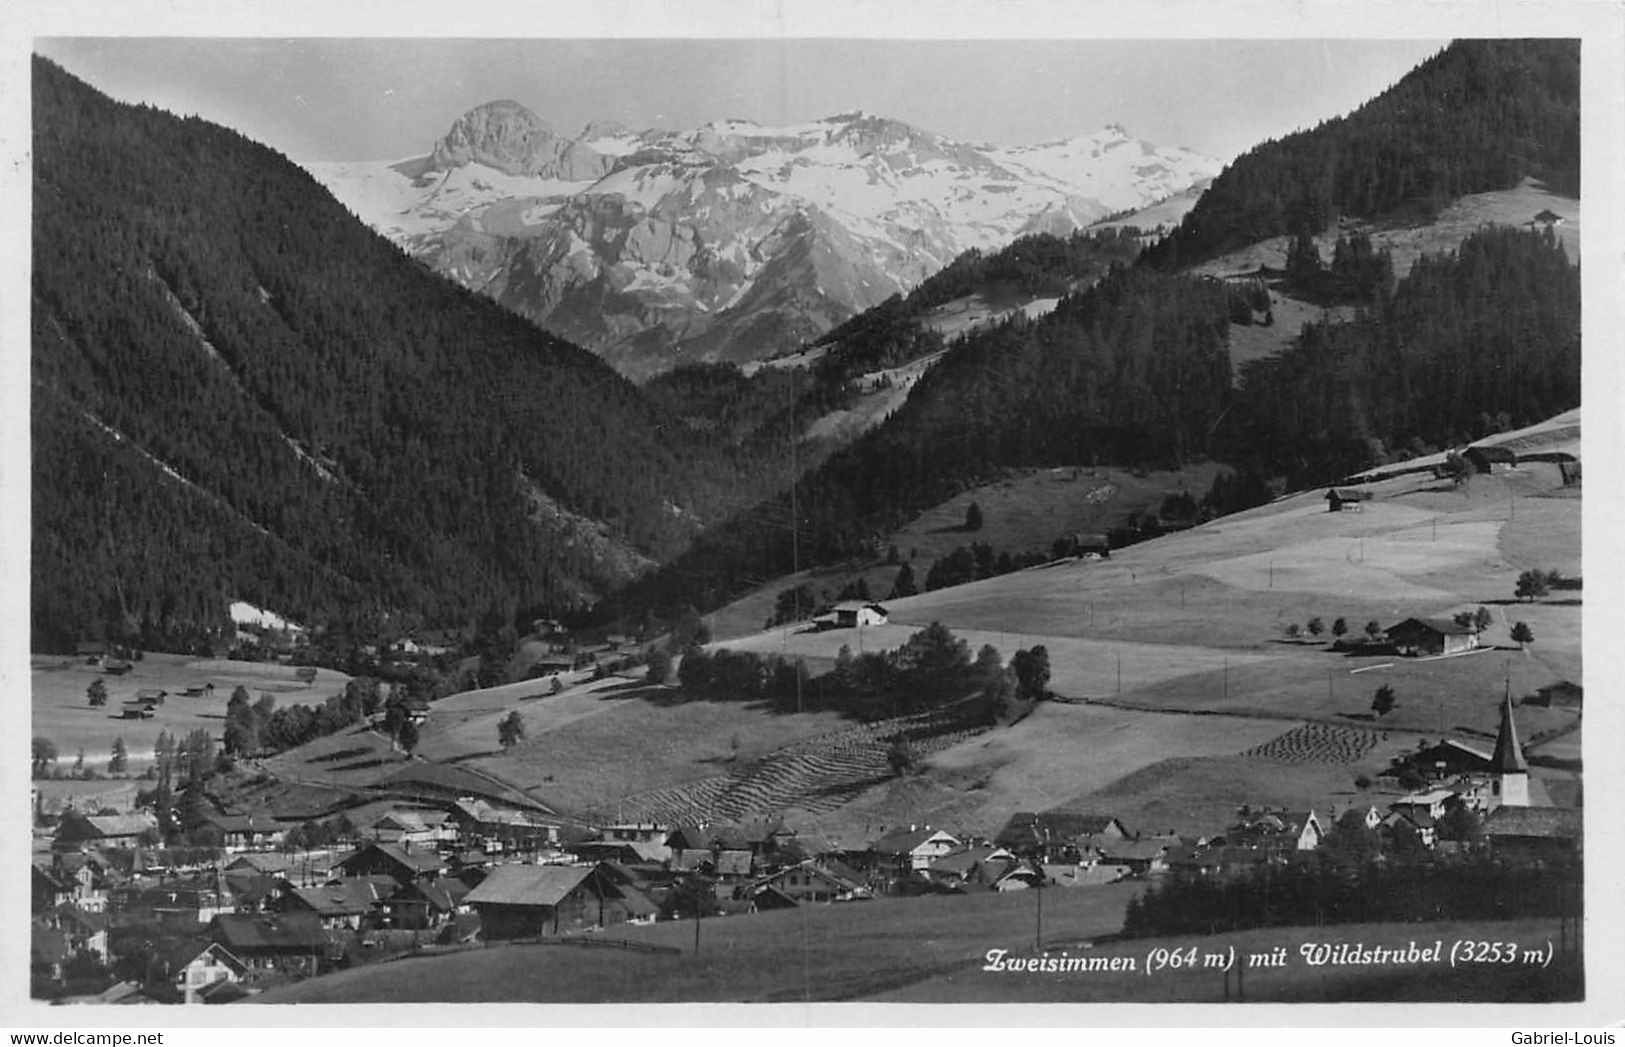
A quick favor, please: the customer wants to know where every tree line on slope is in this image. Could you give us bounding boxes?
[1143,38,1579,270]
[30,56,756,651]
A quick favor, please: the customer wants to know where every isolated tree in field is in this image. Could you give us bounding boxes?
[32,737,58,779]
[498,710,526,749]
[1364,620,1384,642]
[108,736,128,776]
[1515,569,1549,602]
[1284,623,1302,640]
[73,748,86,778]
[887,735,919,777]
[964,501,984,532]
[1473,606,1494,633]
[1371,684,1396,718]
[397,718,420,755]
[1332,617,1349,642]
[889,562,917,599]
[1510,621,1535,649]
[87,678,108,707]
[550,676,565,695]
[646,648,673,684]
[1307,617,1325,639]
[1012,645,1052,700]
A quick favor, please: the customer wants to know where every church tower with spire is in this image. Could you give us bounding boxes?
[1490,691,1530,808]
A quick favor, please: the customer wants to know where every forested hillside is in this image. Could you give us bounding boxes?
[30,57,746,651]
[611,40,1583,626]
[1221,225,1579,484]
[1143,38,1579,269]
[618,264,1239,615]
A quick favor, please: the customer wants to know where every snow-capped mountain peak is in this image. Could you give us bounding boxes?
[307,102,1219,378]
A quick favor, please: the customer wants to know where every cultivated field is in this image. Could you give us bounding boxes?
[699,449,1579,842]
[30,653,351,773]
[460,687,852,815]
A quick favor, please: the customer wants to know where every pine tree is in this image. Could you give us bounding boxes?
[108,736,128,776]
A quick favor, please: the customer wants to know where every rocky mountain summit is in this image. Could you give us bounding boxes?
[309,104,1218,379]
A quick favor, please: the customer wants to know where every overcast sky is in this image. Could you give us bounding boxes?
[33,37,1447,164]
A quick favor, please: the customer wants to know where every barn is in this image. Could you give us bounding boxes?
[833,602,889,628]
[1385,617,1480,657]
[1325,488,1371,512]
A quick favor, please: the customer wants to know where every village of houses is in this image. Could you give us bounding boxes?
[31,673,1579,1005]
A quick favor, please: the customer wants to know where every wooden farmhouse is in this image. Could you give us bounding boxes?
[871,827,961,871]
[833,601,889,628]
[463,863,635,939]
[1385,617,1480,657]
[1325,488,1371,512]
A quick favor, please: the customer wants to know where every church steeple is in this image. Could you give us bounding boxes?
[1491,691,1530,806]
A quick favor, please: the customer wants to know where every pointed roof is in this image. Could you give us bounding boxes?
[1491,693,1529,774]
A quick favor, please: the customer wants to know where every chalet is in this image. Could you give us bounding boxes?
[1097,839,1170,877]
[40,904,111,964]
[158,940,249,1005]
[871,827,962,871]
[1381,809,1437,849]
[463,864,623,939]
[1393,739,1496,780]
[54,811,157,851]
[1228,809,1323,852]
[1482,806,1582,864]
[378,876,470,930]
[988,860,1047,892]
[119,702,155,719]
[1464,445,1518,474]
[134,689,167,706]
[833,601,889,628]
[926,845,1018,891]
[202,813,288,853]
[34,856,109,913]
[1530,208,1567,228]
[33,866,75,914]
[449,798,560,849]
[221,871,282,914]
[366,808,456,848]
[748,858,872,904]
[1390,789,1455,823]
[994,812,1129,861]
[224,851,296,878]
[116,876,234,926]
[278,878,390,931]
[1385,617,1480,657]
[1527,680,1583,709]
[1325,488,1371,512]
[331,841,448,886]
[207,912,330,976]
[179,683,216,699]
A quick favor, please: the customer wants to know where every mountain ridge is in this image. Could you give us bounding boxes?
[308,109,1219,379]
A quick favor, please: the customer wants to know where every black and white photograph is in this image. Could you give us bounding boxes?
[6,0,1621,1026]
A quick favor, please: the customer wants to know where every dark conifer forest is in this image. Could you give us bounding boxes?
[31,37,1583,648]
[30,56,749,650]
[1142,38,1579,269]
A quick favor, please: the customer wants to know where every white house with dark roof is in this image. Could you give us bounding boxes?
[833,601,889,628]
